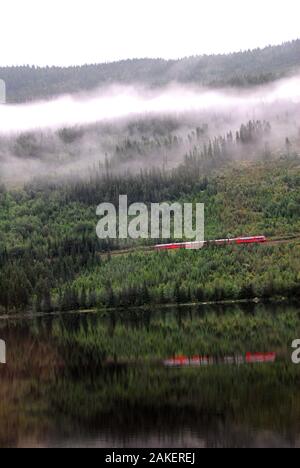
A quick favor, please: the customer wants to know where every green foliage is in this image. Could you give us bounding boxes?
[53,305,300,360]
[0,158,299,312]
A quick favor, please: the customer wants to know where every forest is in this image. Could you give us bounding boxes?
[0,154,299,313]
[2,1,300,450]
[1,39,300,102]
[0,41,300,314]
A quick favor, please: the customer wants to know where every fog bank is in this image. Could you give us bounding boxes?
[1,76,300,134]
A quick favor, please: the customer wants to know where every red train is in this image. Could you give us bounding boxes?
[212,236,267,246]
[155,236,267,251]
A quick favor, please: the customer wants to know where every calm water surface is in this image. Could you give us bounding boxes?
[0,304,300,448]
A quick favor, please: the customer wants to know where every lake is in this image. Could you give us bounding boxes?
[0,303,300,448]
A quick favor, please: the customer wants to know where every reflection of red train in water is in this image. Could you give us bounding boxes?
[155,236,267,251]
[245,352,276,364]
[164,352,276,367]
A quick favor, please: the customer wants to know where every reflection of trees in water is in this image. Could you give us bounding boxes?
[48,364,300,448]
[0,323,63,448]
[53,304,300,364]
[0,305,300,447]
[1,356,300,447]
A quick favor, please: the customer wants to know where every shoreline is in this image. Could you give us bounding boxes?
[0,295,296,322]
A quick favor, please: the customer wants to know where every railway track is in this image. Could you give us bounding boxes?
[100,235,300,258]
[264,236,300,246]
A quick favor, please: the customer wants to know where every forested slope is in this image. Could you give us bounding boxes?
[0,157,299,313]
[1,40,300,102]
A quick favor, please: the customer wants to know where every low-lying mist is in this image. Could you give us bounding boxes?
[1,76,300,134]
[1,75,300,185]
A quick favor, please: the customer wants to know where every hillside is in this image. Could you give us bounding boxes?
[0,40,300,313]
[0,157,299,313]
[1,40,300,103]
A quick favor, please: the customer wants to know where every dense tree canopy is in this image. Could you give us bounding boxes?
[0,156,299,313]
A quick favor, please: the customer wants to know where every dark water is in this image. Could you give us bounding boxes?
[0,304,300,448]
